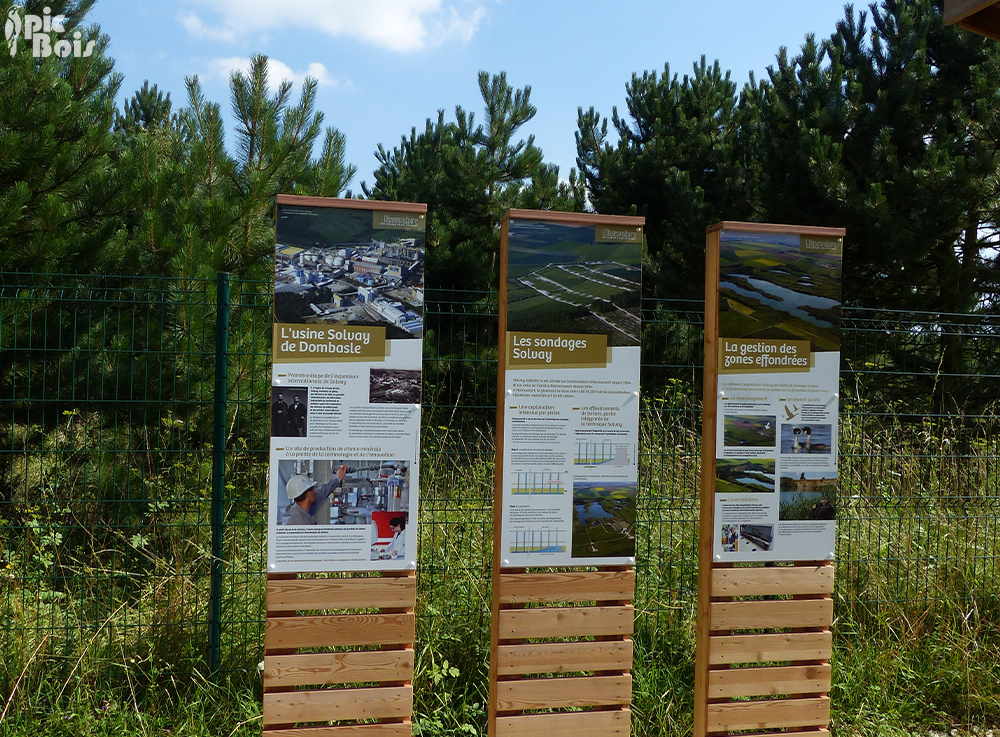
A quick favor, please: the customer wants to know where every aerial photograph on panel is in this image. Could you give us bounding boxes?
[506,220,642,346]
[718,230,842,351]
[274,204,425,339]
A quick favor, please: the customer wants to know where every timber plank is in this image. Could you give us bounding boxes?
[498,571,635,604]
[711,566,834,597]
[710,598,832,630]
[709,631,832,665]
[264,726,411,737]
[496,640,633,675]
[707,664,831,698]
[276,195,426,214]
[944,0,996,24]
[496,674,632,711]
[706,696,830,732]
[498,606,633,639]
[263,650,414,687]
[267,577,416,612]
[495,708,630,737]
[960,7,1000,40]
[263,686,412,726]
[265,613,414,650]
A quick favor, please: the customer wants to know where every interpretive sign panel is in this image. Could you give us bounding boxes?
[496,211,644,568]
[711,224,843,562]
[267,195,425,572]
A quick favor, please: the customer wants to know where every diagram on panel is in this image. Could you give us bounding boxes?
[510,470,565,495]
[574,440,631,466]
[509,528,567,554]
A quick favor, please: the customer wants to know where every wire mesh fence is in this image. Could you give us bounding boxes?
[1,271,998,684]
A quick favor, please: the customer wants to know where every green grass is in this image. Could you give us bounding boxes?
[1,402,1000,735]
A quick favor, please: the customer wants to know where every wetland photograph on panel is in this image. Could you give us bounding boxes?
[718,229,843,352]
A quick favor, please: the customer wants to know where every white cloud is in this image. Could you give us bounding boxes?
[205,56,340,91]
[179,12,236,42]
[179,0,486,52]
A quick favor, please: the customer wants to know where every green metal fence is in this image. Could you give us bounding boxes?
[1,272,998,686]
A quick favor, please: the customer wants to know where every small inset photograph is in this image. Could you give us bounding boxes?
[571,481,637,559]
[723,415,776,448]
[780,424,832,454]
[274,459,411,560]
[271,387,308,437]
[720,523,739,552]
[779,472,838,520]
[739,524,774,552]
[715,459,776,494]
[369,368,422,404]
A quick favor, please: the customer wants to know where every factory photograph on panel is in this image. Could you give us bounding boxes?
[274,204,425,339]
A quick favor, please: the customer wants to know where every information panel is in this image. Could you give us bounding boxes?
[267,195,425,572]
[711,224,843,562]
[497,211,644,568]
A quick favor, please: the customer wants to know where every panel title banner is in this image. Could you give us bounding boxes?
[718,338,811,374]
[506,331,608,369]
[273,324,387,363]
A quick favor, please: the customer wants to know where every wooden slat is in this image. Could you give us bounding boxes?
[960,7,1000,40]
[711,566,834,597]
[710,598,832,631]
[265,613,414,649]
[267,577,416,612]
[945,0,996,24]
[264,725,411,737]
[263,686,412,726]
[498,606,633,639]
[495,708,630,737]
[263,650,414,687]
[496,640,633,676]
[498,571,635,604]
[706,221,846,237]
[276,194,427,214]
[709,631,832,665]
[496,675,632,711]
[507,209,645,227]
[735,730,830,737]
[706,696,829,732]
[693,225,722,737]
[707,664,831,698]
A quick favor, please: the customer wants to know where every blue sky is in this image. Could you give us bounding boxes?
[90,1,852,191]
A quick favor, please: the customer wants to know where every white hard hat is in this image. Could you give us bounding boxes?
[285,474,316,503]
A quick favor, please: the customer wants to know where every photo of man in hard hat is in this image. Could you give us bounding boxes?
[284,464,347,525]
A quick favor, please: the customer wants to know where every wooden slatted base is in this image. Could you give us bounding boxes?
[263,573,415,737]
[702,563,834,737]
[489,568,634,737]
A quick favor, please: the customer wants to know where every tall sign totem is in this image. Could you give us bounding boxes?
[695,222,845,737]
[263,195,427,737]
[489,210,644,737]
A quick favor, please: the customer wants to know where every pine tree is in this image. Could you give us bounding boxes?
[576,57,756,298]
[365,71,581,290]
[0,0,121,272]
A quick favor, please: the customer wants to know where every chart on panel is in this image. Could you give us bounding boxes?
[574,440,632,466]
[508,528,567,554]
[510,470,566,495]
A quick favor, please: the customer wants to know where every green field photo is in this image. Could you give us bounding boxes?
[715,458,776,493]
[506,220,641,346]
[722,414,776,448]
[571,480,637,558]
[718,231,842,352]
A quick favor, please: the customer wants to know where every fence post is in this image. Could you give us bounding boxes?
[208,271,230,679]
